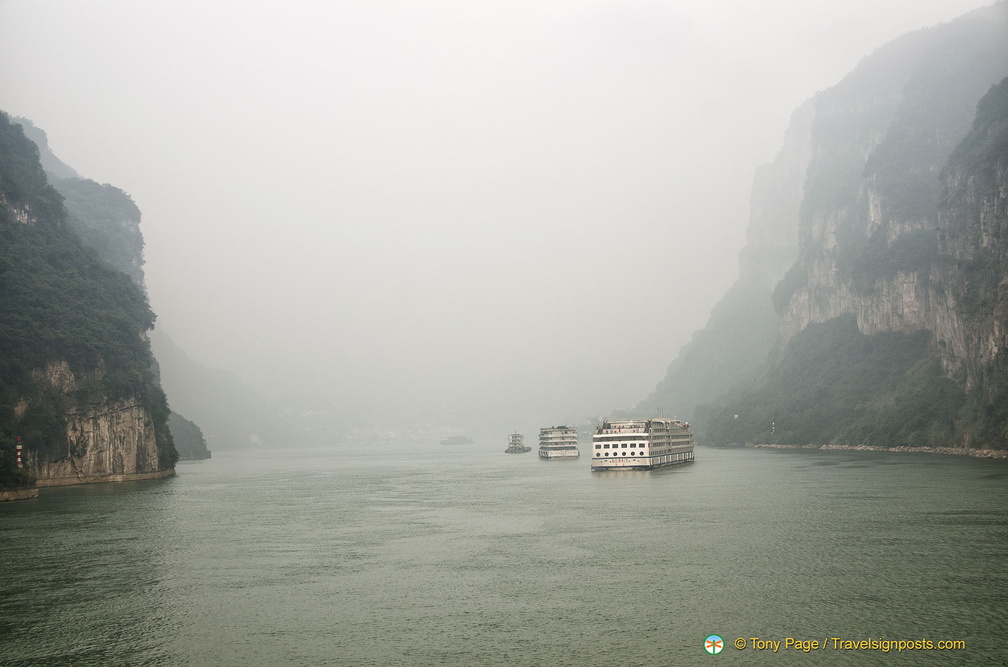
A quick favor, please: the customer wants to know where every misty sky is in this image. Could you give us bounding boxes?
[0,0,993,435]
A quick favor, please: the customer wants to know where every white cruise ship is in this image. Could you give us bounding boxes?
[591,418,694,471]
[538,425,580,460]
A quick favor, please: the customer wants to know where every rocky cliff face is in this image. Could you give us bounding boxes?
[776,5,1008,359]
[16,362,168,485]
[35,402,164,485]
[636,94,814,419]
[647,5,1008,448]
[738,99,814,286]
[932,78,1008,400]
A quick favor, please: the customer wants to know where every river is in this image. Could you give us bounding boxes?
[1,443,1006,665]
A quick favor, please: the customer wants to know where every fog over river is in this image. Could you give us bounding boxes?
[0,1,991,434]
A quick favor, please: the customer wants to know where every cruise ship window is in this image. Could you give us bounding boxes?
[604,444,610,449]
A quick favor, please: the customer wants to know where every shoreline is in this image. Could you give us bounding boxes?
[35,468,176,488]
[746,443,1008,459]
[0,487,39,502]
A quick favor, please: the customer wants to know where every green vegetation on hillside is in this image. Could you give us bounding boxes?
[948,77,1008,170]
[55,177,145,284]
[168,412,211,460]
[0,431,34,489]
[698,315,965,448]
[0,112,177,470]
[0,117,64,226]
[637,276,779,420]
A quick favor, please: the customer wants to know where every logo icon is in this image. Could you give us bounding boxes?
[705,634,724,655]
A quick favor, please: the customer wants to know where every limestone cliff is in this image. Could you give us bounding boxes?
[648,4,1008,449]
[932,77,1008,408]
[776,5,1008,345]
[739,98,814,287]
[32,400,167,485]
[0,112,177,486]
[16,362,170,485]
[635,96,813,418]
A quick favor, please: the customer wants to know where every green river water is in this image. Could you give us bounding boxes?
[1,444,1006,665]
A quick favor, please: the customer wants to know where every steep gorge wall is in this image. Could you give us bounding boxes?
[28,401,167,486]
[15,117,212,462]
[739,99,815,286]
[777,5,1008,363]
[635,98,814,418]
[648,5,1008,448]
[17,362,170,486]
[932,80,1008,396]
[0,112,177,485]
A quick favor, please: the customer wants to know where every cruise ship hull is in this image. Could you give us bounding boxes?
[538,448,580,460]
[590,446,694,471]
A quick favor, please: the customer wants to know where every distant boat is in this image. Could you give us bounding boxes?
[538,425,580,460]
[440,436,473,446]
[505,432,531,454]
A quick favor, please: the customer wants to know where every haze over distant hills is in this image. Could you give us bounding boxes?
[3,3,1008,481]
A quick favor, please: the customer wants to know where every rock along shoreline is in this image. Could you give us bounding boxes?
[34,468,176,487]
[0,487,40,502]
[747,443,1008,459]
[1,468,176,502]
